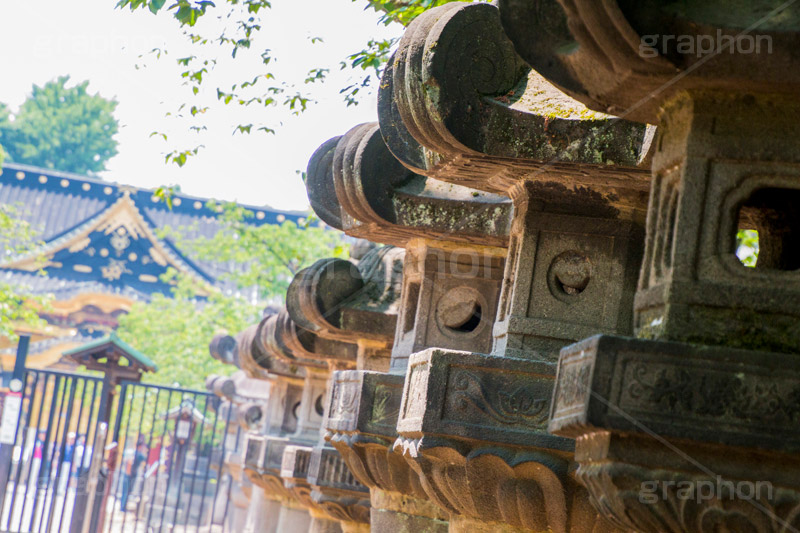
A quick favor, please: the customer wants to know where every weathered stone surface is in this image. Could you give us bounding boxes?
[243,434,294,502]
[287,252,398,344]
[572,432,800,533]
[390,348,622,533]
[236,320,274,377]
[493,182,645,362]
[209,333,238,365]
[391,240,506,372]
[548,333,800,532]
[379,1,653,203]
[550,334,800,452]
[236,402,263,429]
[325,371,438,508]
[307,445,371,527]
[633,92,800,353]
[306,122,513,248]
[327,371,404,447]
[206,374,237,399]
[211,316,306,379]
[285,245,405,374]
[397,349,570,450]
[307,135,345,230]
[369,490,448,532]
[280,444,320,520]
[281,445,314,487]
[499,0,800,124]
[260,309,357,370]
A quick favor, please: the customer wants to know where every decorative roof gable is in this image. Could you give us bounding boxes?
[63,331,157,379]
[3,192,214,295]
[0,162,309,299]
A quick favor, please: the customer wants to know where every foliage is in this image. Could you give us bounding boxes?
[0,205,50,340]
[116,269,259,388]
[115,0,468,165]
[363,0,464,26]
[736,229,759,267]
[117,202,347,386]
[161,201,347,301]
[0,76,119,175]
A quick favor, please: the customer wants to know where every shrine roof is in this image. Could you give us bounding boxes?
[0,162,308,299]
[62,331,157,373]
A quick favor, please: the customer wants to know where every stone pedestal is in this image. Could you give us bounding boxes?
[369,489,448,533]
[243,487,282,533]
[309,514,344,533]
[327,371,449,532]
[306,446,371,532]
[276,500,312,532]
[395,348,620,533]
[550,334,800,532]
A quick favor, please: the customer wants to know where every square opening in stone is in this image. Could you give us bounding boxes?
[735,187,800,270]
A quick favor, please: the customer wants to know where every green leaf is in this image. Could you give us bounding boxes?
[149,0,167,13]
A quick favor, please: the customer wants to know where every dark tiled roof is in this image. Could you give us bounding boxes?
[0,162,310,298]
[1,270,149,301]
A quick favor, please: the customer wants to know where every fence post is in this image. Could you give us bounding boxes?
[0,335,30,517]
[81,423,108,533]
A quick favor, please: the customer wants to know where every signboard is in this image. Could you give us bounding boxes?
[0,392,22,445]
[176,419,191,440]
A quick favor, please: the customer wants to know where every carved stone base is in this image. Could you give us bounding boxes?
[551,334,800,532]
[448,516,545,533]
[243,490,282,533]
[340,522,370,533]
[309,513,344,533]
[307,445,371,531]
[326,370,451,531]
[370,489,449,533]
[395,348,617,532]
[575,432,800,533]
[276,502,312,532]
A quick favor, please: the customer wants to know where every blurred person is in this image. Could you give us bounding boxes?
[120,441,147,512]
[29,431,45,491]
[57,432,75,494]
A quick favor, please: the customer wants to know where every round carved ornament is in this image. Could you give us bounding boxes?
[435,286,487,337]
[547,251,592,302]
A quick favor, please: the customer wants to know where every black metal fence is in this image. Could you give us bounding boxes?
[0,370,239,533]
[103,380,240,533]
[0,369,105,533]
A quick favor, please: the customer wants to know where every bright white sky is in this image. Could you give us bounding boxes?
[0,0,402,211]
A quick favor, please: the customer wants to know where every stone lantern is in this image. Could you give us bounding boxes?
[497,0,800,530]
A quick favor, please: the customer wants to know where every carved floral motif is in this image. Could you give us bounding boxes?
[450,369,548,427]
[577,461,800,533]
[624,362,800,425]
[555,361,592,411]
[370,384,399,428]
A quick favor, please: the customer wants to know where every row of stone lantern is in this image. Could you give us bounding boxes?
[206,241,407,532]
[313,2,652,532]
[211,1,800,532]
